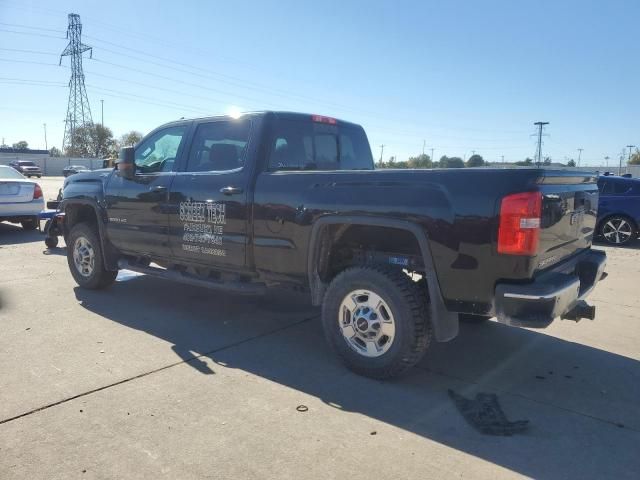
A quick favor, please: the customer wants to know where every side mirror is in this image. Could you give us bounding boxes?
[116,146,135,179]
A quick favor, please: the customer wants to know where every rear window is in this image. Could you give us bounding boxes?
[0,165,25,179]
[268,118,373,171]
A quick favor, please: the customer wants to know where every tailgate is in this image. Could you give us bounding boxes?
[0,181,35,203]
[536,171,598,270]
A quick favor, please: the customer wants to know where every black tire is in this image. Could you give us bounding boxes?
[459,313,492,324]
[45,236,59,249]
[599,215,636,246]
[21,216,38,231]
[66,222,117,289]
[322,265,432,379]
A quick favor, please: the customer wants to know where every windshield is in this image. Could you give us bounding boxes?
[0,165,26,179]
[18,161,36,166]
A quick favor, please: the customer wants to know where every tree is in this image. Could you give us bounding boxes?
[407,153,432,169]
[12,141,28,150]
[444,156,464,168]
[65,123,115,157]
[466,154,484,167]
[120,130,143,147]
[628,148,640,165]
[49,146,62,157]
[567,159,576,167]
[543,156,551,166]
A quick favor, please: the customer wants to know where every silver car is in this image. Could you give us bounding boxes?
[0,165,44,230]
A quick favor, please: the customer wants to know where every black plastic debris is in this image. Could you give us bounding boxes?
[448,389,529,436]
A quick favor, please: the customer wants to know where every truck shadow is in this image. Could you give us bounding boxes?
[0,222,44,245]
[74,275,640,479]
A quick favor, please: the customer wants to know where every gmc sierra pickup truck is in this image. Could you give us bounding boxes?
[54,111,606,378]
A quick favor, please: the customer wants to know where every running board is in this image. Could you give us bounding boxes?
[117,260,267,295]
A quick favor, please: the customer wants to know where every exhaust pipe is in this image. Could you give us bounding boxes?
[562,300,596,321]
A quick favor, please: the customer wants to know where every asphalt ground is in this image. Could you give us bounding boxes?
[0,176,638,479]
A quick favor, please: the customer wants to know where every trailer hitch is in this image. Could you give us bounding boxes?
[561,300,596,322]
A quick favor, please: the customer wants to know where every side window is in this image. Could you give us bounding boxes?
[598,180,613,195]
[135,126,186,173]
[185,120,251,172]
[613,181,631,195]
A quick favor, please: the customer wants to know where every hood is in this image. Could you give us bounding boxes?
[63,168,113,189]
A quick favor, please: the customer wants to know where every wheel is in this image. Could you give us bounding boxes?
[459,313,492,323]
[66,222,117,289]
[37,175,41,178]
[322,265,432,379]
[21,216,38,231]
[600,215,636,245]
[45,236,58,248]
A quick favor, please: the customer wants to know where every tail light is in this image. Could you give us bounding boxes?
[311,114,337,125]
[33,184,43,200]
[497,191,542,255]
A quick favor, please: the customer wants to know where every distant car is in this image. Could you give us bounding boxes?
[8,160,42,178]
[63,165,90,177]
[0,165,44,230]
[596,176,640,245]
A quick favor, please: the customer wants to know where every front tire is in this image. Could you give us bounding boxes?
[67,222,117,289]
[600,215,636,245]
[322,265,432,379]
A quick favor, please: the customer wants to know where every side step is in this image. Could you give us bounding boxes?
[117,260,267,295]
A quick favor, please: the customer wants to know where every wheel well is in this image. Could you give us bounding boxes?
[317,224,424,283]
[65,204,98,230]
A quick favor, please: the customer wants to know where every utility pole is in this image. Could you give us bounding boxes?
[604,156,609,168]
[577,148,583,167]
[533,121,549,167]
[422,139,426,156]
[60,13,93,154]
[43,123,48,150]
[430,148,434,165]
[626,145,636,173]
[379,144,385,166]
[501,155,505,164]
[100,99,104,127]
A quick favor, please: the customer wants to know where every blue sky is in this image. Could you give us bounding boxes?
[0,0,638,165]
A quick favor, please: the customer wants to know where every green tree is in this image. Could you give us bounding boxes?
[628,149,640,165]
[66,123,115,157]
[120,130,143,147]
[567,159,576,167]
[446,157,465,168]
[49,146,61,157]
[407,153,432,168]
[543,156,552,165]
[12,141,28,150]
[466,154,484,167]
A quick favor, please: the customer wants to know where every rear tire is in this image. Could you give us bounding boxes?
[21,216,38,231]
[322,265,432,379]
[599,215,636,245]
[66,222,117,289]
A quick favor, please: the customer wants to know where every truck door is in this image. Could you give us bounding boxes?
[106,124,188,257]
[168,119,253,269]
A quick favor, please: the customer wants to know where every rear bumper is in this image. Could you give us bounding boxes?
[494,249,606,328]
[0,198,45,218]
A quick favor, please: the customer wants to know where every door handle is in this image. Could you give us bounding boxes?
[150,185,167,192]
[220,186,243,195]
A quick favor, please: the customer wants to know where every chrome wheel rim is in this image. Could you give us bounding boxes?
[338,289,396,358]
[603,218,632,244]
[73,236,95,277]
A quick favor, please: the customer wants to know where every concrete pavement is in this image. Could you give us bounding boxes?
[0,177,638,479]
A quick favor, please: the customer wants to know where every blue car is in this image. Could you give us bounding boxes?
[596,175,640,245]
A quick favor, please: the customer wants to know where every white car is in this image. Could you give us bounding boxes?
[0,165,44,230]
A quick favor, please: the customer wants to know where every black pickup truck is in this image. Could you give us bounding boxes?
[54,111,606,378]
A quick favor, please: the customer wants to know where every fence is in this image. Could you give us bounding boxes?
[0,156,107,176]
